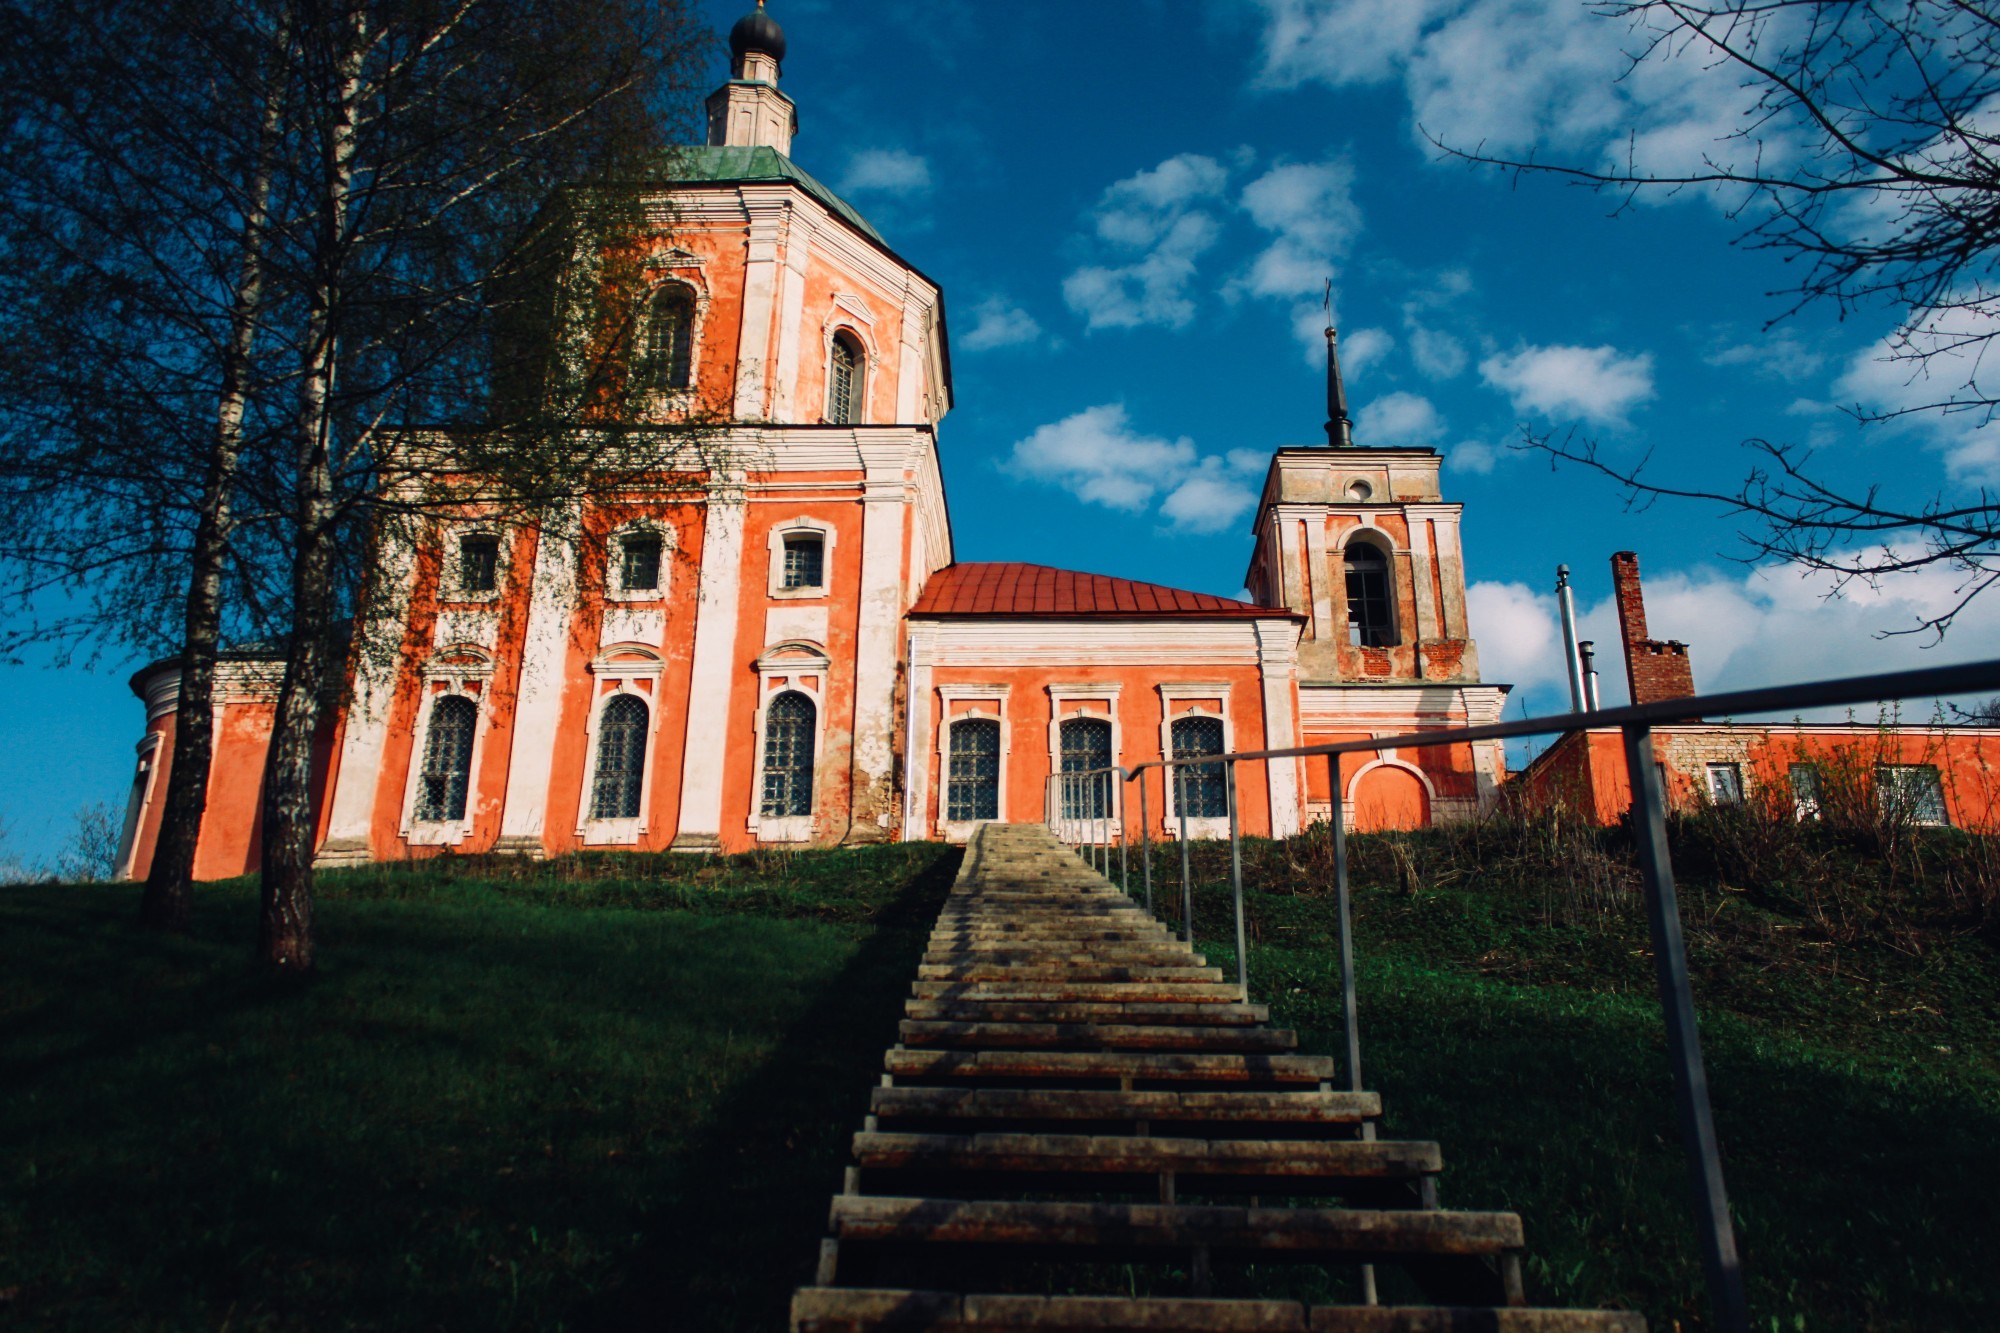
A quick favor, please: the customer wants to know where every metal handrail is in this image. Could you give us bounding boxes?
[1037,655,2000,1333]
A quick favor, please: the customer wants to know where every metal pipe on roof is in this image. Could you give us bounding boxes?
[1556,564,1586,713]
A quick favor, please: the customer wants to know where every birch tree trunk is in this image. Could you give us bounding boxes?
[258,4,366,970]
[143,26,287,931]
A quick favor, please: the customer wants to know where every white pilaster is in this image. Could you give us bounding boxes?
[895,285,928,423]
[493,503,583,855]
[672,472,748,850]
[848,451,910,837]
[1408,515,1440,643]
[733,196,786,420]
[901,623,936,840]
[1303,516,1333,641]
[316,524,419,866]
[1255,617,1304,838]
[770,213,811,421]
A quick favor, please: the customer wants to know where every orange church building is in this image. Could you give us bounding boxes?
[111,6,1515,881]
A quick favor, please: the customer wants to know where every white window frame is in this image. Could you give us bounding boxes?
[1047,682,1122,840]
[574,644,667,845]
[1158,682,1233,838]
[632,263,710,412]
[937,683,1010,842]
[1876,762,1950,826]
[113,732,165,881]
[767,516,836,599]
[606,519,677,602]
[1705,762,1745,806]
[399,646,498,846]
[749,643,832,843]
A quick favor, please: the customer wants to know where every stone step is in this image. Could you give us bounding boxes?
[827,1196,1523,1259]
[870,1087,1382,1126]
[910,981,1247,1003]
[917,964,1225,983]
[850,1132,1440,1180]
[922,949,1206,967]
[898,1020,1298,1053]
[884,1049,1334,1085]
[792,1289,1646,1332]
[901,1001,1269,1026]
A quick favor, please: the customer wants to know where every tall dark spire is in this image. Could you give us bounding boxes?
[1324,326,1352,447]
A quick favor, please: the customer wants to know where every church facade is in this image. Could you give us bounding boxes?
[113,9,1510,882]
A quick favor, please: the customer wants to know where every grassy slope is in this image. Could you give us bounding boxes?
[3,829,1996,1330]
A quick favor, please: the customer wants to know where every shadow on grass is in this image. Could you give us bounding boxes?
[582,846,962,1331]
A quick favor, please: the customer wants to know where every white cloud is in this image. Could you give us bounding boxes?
[1703,330,1826,383]
[960,295,1043,352]
[1341,326,1393,376]
[1002,404,1263,533]
[1357,390,1446,446]
[1406,322,1468,379]
[1480,343,1656,426]
[1835,306,2000,482]
[1064,154,1231,331]
[1234,159,1363,300]
[1161,458,1260,534]
[1252,0,1805,197]
[839,148,933,197]
[1446,439,1497,474]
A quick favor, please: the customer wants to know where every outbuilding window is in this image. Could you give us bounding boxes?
[414,695,477,822]
[947,718,1001,822]
[590,693,649,821]
[1878,763,1947,825]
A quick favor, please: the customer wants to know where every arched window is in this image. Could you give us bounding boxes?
[618,530,663,594]
[1170,715,1228,820]
[947,718,1001,822]
[415,694,477,822]
[1344,541,1397,647]
[760,691,817,818]
[1059,717,1113,819]
[458,532,499,595]
[782,532,824,590]
[827,331,863,424]
[590,693,649,820]
[640,285,694,391]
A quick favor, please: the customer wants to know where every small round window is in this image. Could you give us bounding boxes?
[1346,479,1373,502]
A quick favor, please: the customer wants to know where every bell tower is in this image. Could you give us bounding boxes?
[1245,330,1483,685]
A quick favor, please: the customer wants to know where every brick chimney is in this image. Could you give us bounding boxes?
[1610,551,1695,705]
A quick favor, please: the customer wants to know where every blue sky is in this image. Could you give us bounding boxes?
[4,0,1994,865]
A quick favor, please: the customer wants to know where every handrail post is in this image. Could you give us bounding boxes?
[1177,764,1193,946]
[1624,724,1749,1333]
[1329,754,1361,1095]
[1140,771,1154,914]
[1226,758,1248,1003]
[1118,772,1129,895]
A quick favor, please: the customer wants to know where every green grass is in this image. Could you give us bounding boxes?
[3,824,1997,1330]
[0,843,960,1331]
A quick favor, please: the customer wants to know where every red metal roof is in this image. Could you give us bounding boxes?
[908,562,1297,620]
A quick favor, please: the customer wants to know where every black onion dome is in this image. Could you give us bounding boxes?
[728,6,786,64]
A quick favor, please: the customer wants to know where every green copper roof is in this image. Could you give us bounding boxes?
[655,144,885,245]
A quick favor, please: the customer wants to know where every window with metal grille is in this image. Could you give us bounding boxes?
[459,533,499,595]
[782,533,824,589]
[947,718,1001,822]
[1877,763,1948,825]
[1170,715,1228,820]
[414,694,476,822]
[1789,763,1822,820]
[1706,763,1743,805]
[590,693,649,820]
[1344,542,1395,647]
[828,333,861,424]
[760,691,816,818]
[1059,717,1113,819]
[619,531,663,593]
[641,285,693,390]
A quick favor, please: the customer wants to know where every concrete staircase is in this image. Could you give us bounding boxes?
[791,823,1644,1331]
